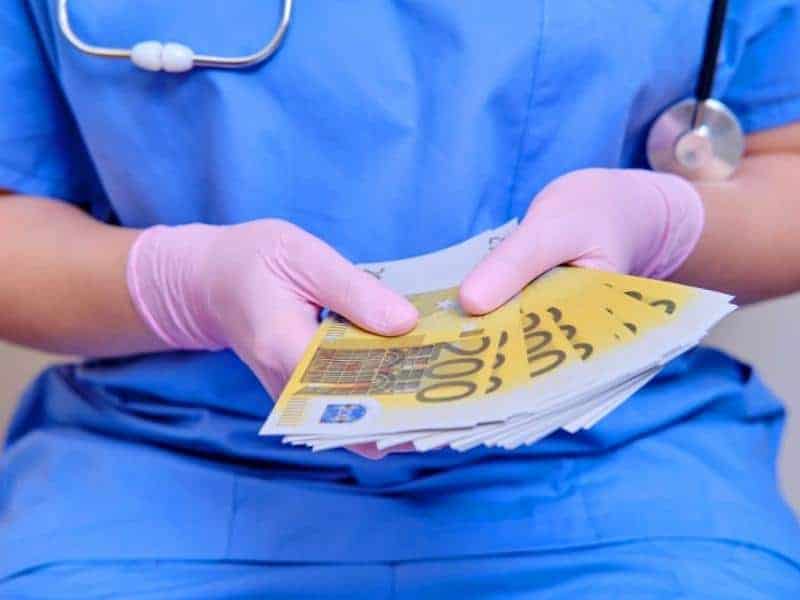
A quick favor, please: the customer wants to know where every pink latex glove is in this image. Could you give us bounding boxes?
[126,219,419,459]
[460,168,705,314]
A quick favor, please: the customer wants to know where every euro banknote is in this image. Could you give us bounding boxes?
[260,223,735,452]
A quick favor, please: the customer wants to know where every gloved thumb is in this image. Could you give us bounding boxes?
[459,212,586,315]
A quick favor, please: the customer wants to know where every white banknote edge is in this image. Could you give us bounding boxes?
[497,367,661,449]
[358,220,518,296]
[456,367,660,452]
[440,365,662,452]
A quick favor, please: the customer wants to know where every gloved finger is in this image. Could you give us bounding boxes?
[460,212,587,315]
[346,441,416,460]
[282,227,418,335]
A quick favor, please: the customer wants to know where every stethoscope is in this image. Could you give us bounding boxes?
[57,0,293,71]
[58,0,743,182]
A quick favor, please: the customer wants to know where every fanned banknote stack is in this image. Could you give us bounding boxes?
[260,221,736,453]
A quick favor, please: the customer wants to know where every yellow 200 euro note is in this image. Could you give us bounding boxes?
[261,287,521,436]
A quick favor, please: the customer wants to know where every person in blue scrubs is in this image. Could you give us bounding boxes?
[2,1,800,597]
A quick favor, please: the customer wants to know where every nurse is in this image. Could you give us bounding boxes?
[1,0,800,597]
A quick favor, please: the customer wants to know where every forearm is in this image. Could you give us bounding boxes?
[0,193,166,356]
[670,125,800,304]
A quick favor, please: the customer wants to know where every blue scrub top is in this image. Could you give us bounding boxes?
[2,0,800,580]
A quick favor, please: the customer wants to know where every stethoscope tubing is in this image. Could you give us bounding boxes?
[693,0,728,127]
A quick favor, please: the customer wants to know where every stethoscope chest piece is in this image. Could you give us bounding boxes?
[647,97,744,182]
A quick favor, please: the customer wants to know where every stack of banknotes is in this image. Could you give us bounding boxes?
[260,221,736,453]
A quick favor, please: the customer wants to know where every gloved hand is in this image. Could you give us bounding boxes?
[460,168,705,314]
[126,218,419,459]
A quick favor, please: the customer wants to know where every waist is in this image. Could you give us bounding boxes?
[6,346,783,487]
[3,346,798,573]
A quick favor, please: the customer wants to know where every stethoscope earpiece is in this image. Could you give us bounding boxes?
[130,42,195,73]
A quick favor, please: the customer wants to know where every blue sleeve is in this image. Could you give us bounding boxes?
[0,1,102,207]
[721,0,800,133]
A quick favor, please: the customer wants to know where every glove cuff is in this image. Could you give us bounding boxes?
[126,224,227,351]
